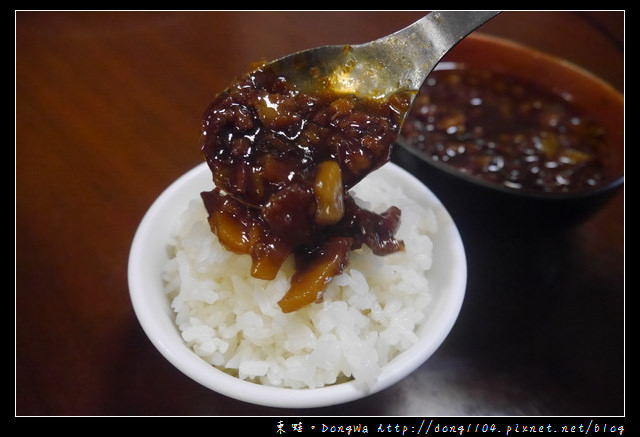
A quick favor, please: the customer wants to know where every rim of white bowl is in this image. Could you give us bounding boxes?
[128,162,466,408]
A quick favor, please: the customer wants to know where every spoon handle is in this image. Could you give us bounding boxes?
[353,11,500,96]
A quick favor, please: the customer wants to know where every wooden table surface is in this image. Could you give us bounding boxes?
[16,11,624,417]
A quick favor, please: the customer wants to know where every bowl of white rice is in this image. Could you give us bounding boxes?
[128,161,466,408]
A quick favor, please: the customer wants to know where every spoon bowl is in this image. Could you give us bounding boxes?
[266,11,500,101]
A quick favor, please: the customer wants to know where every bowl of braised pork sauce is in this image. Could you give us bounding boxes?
[392,32,623,237]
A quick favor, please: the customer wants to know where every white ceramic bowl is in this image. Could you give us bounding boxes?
[128,162,466,408]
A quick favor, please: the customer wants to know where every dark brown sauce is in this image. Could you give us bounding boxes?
[400,34,623,195]
[401,66,612,193]
[200,63,410,312]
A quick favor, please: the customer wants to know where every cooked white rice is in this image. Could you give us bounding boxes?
[162,174,438,389]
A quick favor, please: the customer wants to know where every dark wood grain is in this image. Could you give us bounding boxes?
[16,11,624,416]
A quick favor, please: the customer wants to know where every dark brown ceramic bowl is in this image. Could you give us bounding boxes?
[392,32,624,238]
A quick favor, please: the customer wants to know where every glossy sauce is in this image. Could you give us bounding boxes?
[399,34,623,195]
[401,66,612,193]
[200,63,410,312]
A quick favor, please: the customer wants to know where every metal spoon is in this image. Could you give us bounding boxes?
[267,11,500,101]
